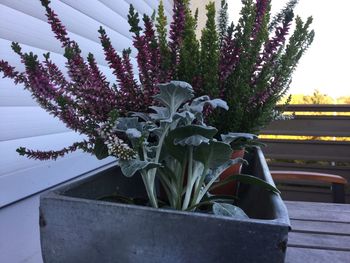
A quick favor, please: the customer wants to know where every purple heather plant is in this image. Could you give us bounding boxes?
[0,0,314,161]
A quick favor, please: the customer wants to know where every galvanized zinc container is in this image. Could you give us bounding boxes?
[40,147,290,263]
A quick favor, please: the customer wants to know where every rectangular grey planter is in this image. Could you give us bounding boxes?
[40,147,290,263]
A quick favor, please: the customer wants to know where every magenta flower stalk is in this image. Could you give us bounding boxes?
[252,11,293,83]
[98,27,144,113]
[142,15,161,97]
[251,0,270,40]
[130,15,160,106]
[169,0,186,77]
[249,10,294,106]
[0,60,27,85]
[16,140,94,161]
[218,25,240,96]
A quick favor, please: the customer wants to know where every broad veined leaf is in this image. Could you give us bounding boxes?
[198,159,244,201]
[174,135,210,146]
[173,110,196,124]
[149,106,170,121]
[118,159,161,177]
[212,203,249,219]
[190,95,229,113]
[165,125,218,161]
[154,81,194,114]
[131,112,151,122]
[194,140,232,168]
[126,128,142,139]
[205,158,245,183]
[209,174,281,194]
[93,138,109,160]
[221,132,257,144]
[116,117,143,133]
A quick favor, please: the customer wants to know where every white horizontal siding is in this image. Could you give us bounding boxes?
[0,79,35,106]
[0,0,173,207]
[0,107,69,141]
[60,0,133,39]
[0,38,116,106]
[0,3,136,65]
[0,132,89,176]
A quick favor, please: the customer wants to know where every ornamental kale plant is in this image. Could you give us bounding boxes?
[101,81,279,211]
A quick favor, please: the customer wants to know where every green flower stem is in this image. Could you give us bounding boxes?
[158,169,178,207]
[191,166,209,206]
[141,122,172,208]
[176,160,187,210]
[197,170,223,202]
[141,171,158,208]
[182,146,194,210]
[140,141,158,208]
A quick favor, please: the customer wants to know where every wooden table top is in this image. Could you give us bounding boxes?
[285,201,350,263]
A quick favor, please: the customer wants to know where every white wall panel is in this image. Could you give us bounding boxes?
[0,4,137,65]
[145,0,173,18]
[0,132,87,176]
[125,0,154,17]
[60,0,133,39]
[0,79,34,106]
[0,0,135,54]
[0,107,69,141]
[0,38,116,106]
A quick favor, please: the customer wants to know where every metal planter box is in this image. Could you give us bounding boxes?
[40,147,290,263]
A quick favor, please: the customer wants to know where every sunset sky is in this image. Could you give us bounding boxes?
[227,0,350,98]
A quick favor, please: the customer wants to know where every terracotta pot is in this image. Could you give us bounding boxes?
[211,149,245,195]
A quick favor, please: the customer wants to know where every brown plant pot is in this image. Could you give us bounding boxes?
[211,149,245,195]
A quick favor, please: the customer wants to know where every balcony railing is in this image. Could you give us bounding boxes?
[260,104,350,203]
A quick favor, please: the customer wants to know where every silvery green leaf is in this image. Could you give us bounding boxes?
[165,125,217,162]
[116,117,143,132]
[126,128,141,139]
[208,99,229,110]
[194,141,233,168]
[190,96,229,113]
[146,145,158,158]
[131,112,150,122]
[173,111,195,124]
[210,173,280,194]
[149,106,170,121]
[213,203,249,219]
[118,159,161,177]
[174,135,210,146]
[205,158,245,185]
[154,81,194,114]
[221,133,257,144]
[192,160,205,181]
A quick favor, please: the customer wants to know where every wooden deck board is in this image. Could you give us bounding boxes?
[286,201,350,262]
[286,247,350,263]
[290,219,350,235]
[286,202,350,223]
[288,232,350,251]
